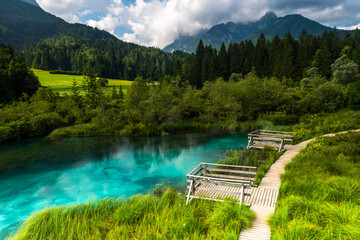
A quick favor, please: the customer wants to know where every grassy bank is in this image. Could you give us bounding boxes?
[269,132,360,239]
[292,110,360,143]
[33,69,132,94]
[217,147,283,186]
[48,110,360,140]
[10,188,254,240]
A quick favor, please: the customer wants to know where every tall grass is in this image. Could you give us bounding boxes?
[269,132,360,239]
[217,147,283,186]
[10,188,255,240]
[292,110,360,143]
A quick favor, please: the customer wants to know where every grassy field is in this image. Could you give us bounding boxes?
[33,69,132,94]
[269,132,360,239]
[10,188,254,240]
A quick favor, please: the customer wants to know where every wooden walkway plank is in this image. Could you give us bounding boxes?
[239,129,360,240]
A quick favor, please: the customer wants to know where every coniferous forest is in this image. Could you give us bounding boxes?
[1,28,360,144]
[23,37,188,80]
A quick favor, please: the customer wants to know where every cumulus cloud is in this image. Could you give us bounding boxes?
[37,0,111,22]
[338,23,360,30]
[87,14,120,34]
[37,0,360,48]
[37,0,80,22]
[104,0,270,48]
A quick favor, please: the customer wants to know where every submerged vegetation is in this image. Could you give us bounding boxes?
[270,132,360,239]
[10,188,255,240]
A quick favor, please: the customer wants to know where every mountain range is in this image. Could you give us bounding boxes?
[0,0,116,50]
[0,0,186,80]
[164,11,350,53]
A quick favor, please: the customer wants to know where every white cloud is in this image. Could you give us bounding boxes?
[87,14,119,34]
[37,0,80,22]
[78,9,92,17]
[338,23,360,30]
[36,0,360,48]
[105,0,269,48]
[37,0,111,22]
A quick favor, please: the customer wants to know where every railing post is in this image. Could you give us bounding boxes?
[239,184,244,205]
[186,179,194,205]
[279,139,284,152]
[247,135,253,149]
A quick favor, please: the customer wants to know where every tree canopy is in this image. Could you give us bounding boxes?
[0,43,40,104]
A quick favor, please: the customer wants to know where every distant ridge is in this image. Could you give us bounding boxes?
[0,0,116,50]
[164,11,350,53]
[20,0,39,7]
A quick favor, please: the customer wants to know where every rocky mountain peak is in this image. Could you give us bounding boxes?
[258,11,277,29]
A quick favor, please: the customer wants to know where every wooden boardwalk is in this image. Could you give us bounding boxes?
[239,129,360,240]
[247,130,293,152]
[186,129,360,239]
[194,184,278,208]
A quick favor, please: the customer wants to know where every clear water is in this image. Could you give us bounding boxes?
[0,130,247,239]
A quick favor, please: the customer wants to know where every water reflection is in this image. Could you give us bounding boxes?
[0,130,247,239]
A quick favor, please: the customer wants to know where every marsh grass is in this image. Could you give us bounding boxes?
[10,188,255,240]
[217,147,283,186]
[269,132,360,239]
[292,110,360,143]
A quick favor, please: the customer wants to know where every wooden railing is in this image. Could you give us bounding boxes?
[186,163,257,204]
[247,130,293,152]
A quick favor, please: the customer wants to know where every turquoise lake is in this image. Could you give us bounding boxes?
[0,131,247,239]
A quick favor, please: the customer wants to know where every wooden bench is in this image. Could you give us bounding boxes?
[186,163,257,205]
[247,130,293,152]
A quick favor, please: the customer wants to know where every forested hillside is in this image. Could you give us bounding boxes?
[23,37,187,80]
[0,0,187,81]
[164,11,350,53]
[183,29,360,87]
[0,0,115,50]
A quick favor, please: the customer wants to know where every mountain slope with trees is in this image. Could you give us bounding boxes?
[182,29,360,86]
[164,12,351,53]
[164,11,277,53]
[0,0,188,80]
[0,0,115,50]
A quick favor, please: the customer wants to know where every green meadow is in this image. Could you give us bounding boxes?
[270,132,360,239]
[33,69,132,94]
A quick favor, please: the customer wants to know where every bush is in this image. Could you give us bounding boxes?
[49,70,82,75]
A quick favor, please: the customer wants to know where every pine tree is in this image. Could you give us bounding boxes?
[118,85,124,100]
[218,43,229,80]
[70,79,82,106]
[254,34,269,77]
[193,40,205,88]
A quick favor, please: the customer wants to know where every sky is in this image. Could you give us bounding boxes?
[35,0,360,49]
